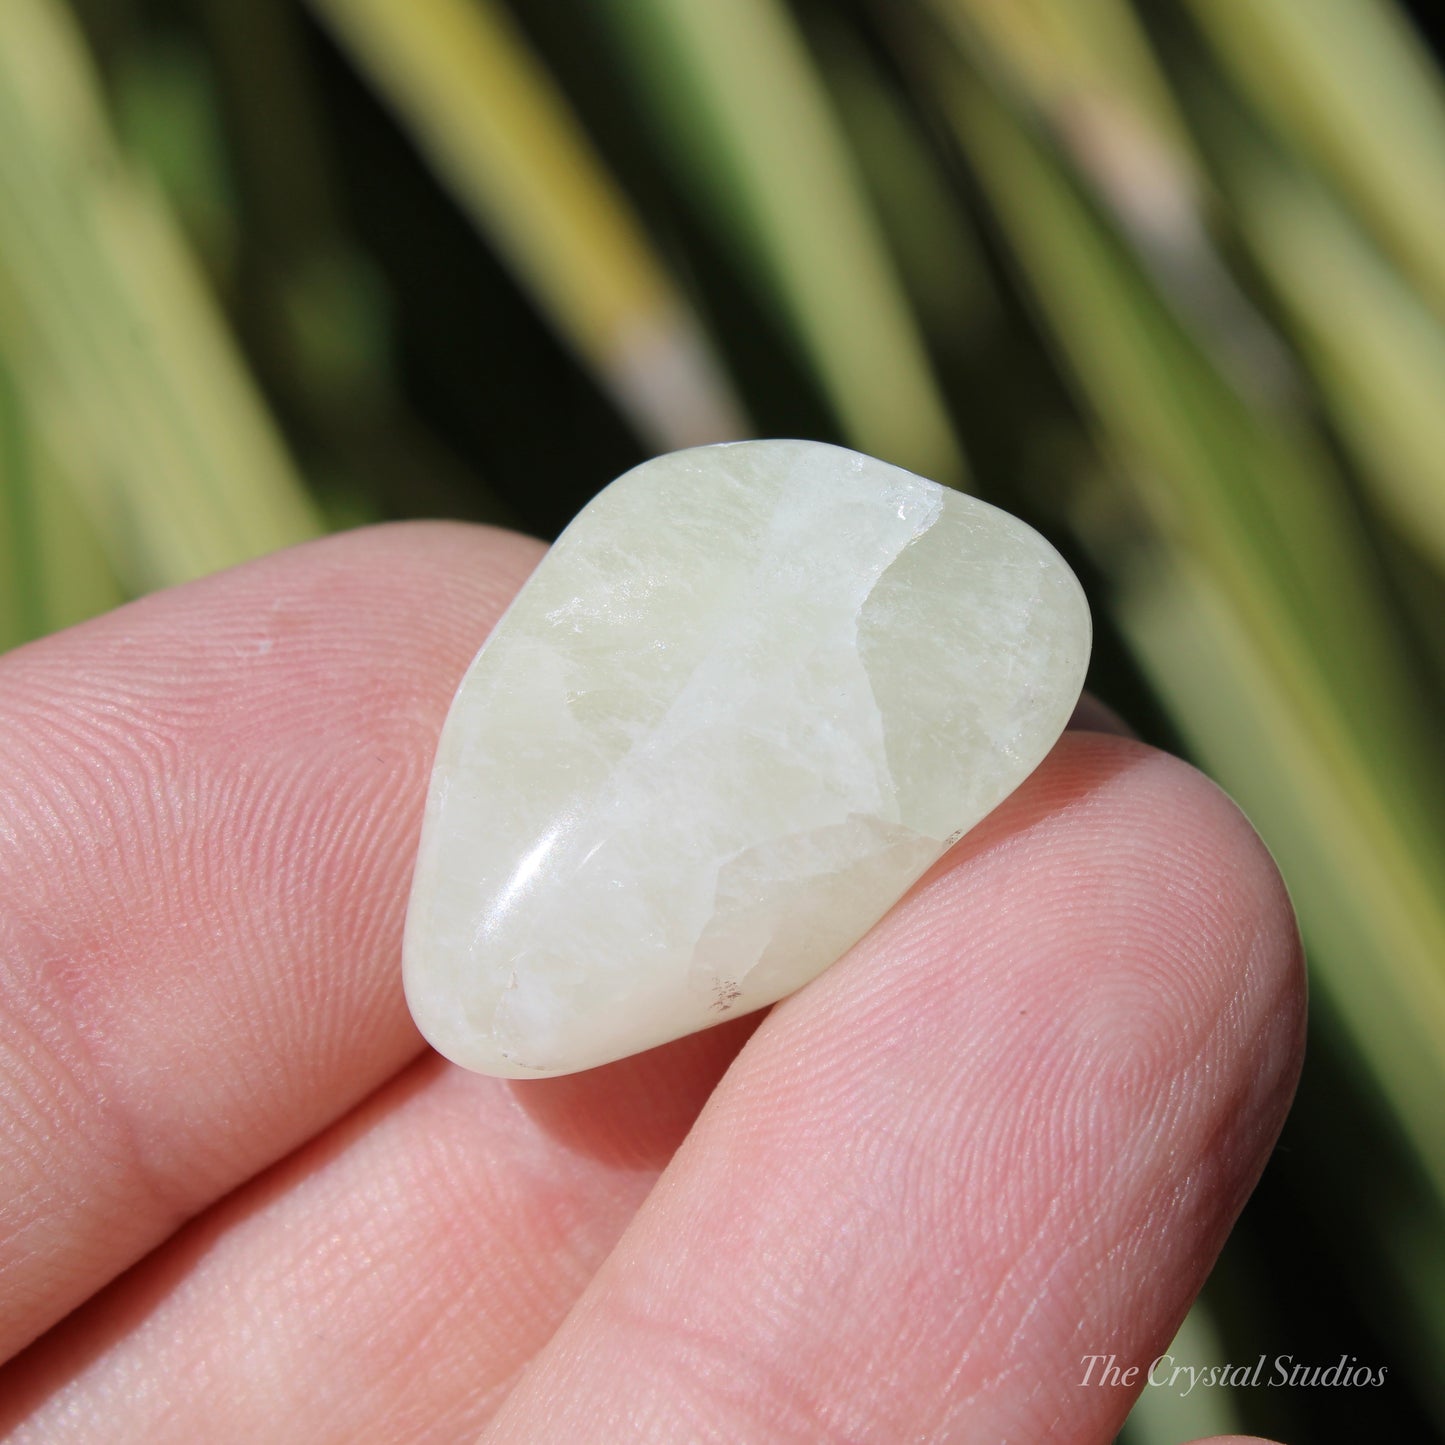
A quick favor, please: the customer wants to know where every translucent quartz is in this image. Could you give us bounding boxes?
[404,440,1091,1077]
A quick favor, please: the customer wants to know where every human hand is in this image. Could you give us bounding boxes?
[0,523,1304,1442]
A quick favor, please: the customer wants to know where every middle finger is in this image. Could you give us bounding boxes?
[0,1015,757,1444]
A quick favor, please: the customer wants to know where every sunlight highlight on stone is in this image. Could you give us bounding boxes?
[404,440,1091,1077]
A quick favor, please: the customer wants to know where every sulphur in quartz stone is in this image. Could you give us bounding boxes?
[403,440,1090,1077]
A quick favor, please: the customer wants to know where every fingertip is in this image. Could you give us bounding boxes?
[1067,691,1136,738]
[480,729,1309,1444]
[1186,1437,1289,1445]
[0,521,546,1358]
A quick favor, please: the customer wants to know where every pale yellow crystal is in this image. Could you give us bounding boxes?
[404,440,1090,1077]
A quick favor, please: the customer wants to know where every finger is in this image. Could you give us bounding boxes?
[0,515,1123,1370]
[5,685,1123,1443]
[0,1016,760,1443]
[1189,1437,1284,1444]
[482,735,1306,1444]
[1067,692,1135,738]
[0,522,541,1359]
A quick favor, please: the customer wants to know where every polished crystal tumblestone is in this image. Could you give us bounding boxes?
[403,440,1090,1077]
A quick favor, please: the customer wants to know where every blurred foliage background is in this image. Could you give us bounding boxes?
[2,0,1445,1438]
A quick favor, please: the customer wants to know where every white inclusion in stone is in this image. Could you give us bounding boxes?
[403,440,1091,1077]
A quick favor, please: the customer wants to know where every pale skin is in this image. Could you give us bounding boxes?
[0,522,1304,1443]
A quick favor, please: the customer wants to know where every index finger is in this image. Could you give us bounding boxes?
[0,521,541,1359]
